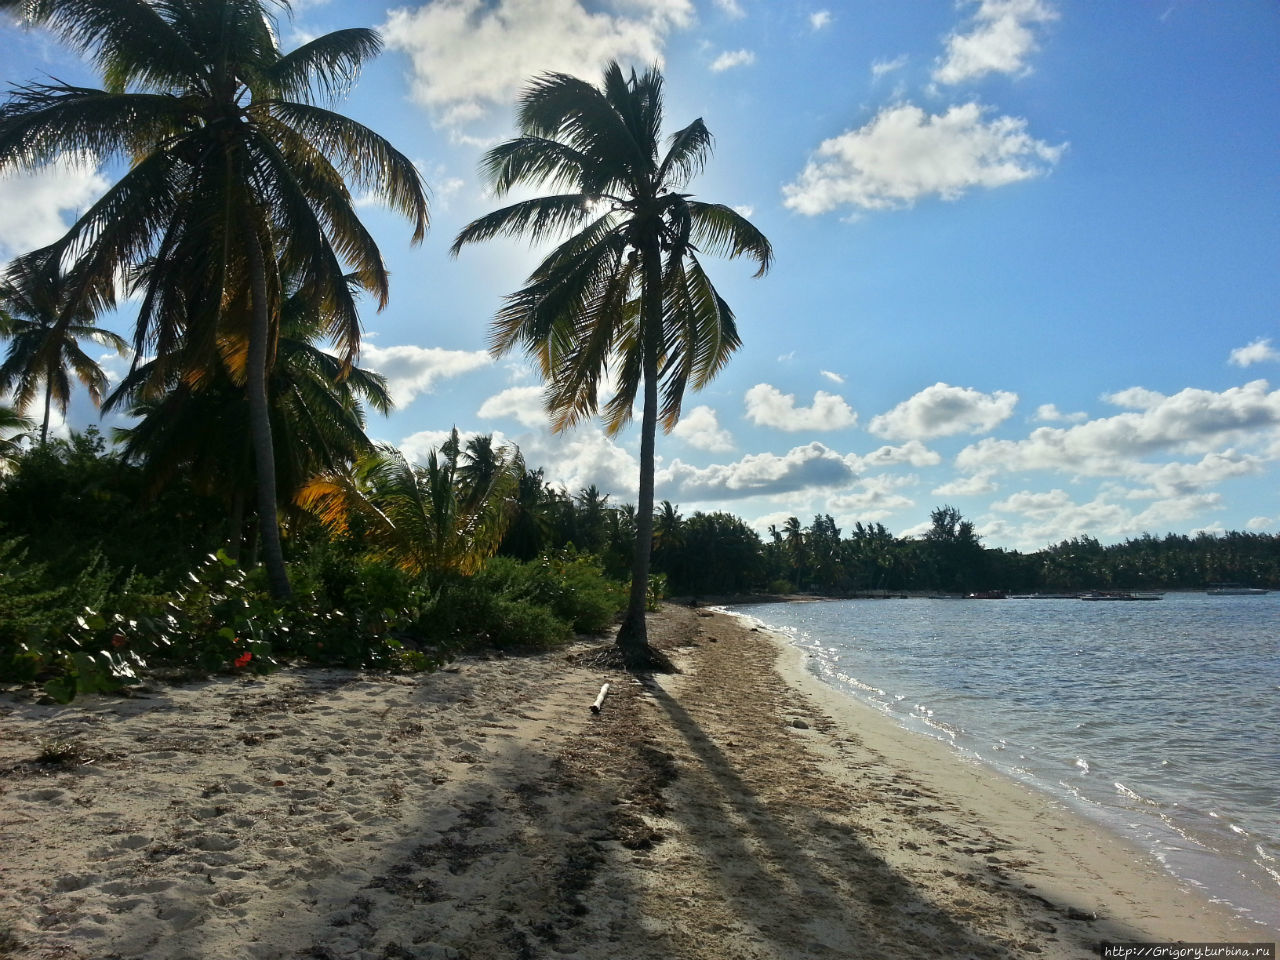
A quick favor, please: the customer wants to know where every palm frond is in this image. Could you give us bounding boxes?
[451,194,601,256]
[687,201,773,277]
[267,27,383,104]
[658,117,713,188]
[265,101,429,244]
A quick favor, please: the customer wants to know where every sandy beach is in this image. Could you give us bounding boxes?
[1,605,1274,960]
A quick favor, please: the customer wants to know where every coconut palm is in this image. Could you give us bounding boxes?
[0,0,429,598]
[300,431,522,583]
[104,276,393,556]
[451,61,771,662]
[0,259,128,444]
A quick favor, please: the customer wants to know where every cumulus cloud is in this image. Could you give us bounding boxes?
[382,0,692,129]
[1229,338,1280,368]
[659,442,858,501]
[710,48,755,72]
[671,405,734,452]
[1034,402,1087,423]
[932,471,998,497]
[957,381,1280,478]
[869,382,1017,440]
[361,344,492,406]
[810,10,833,30]
[744,384,857,431]
[0,154,109,258]
[1246,516,1274,530]
[477,385,549,428]
[989,487,1222,551]
[519,424,639,496]
[828,474,917,520]
[782,102,1064,215]
[934,0,1058,86]
[856,440,941,469]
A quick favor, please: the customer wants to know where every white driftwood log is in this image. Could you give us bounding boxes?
[590,682,610,714]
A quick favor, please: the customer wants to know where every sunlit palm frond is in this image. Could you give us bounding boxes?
[687,201,773,277]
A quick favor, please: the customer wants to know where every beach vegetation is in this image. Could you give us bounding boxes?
[452,61,772,665]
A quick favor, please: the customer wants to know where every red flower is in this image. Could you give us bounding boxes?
[233,652,252,669]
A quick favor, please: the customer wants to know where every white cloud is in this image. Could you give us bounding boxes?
[777,350,796,363]
[869,382,1017,440]
[671,405,734,452]
[659,442,858,501]
[810,10,833,30]
[745,383,857,432]
[714,0,745,18]
[819,370,845,384]
[1034,402,1087,423]
[710,48,756,72]
[732,204,754,217]
[477,385,549,428]
[932,471,998,497]
[382,0,693,129]
[0,154,109,259]
[856,440,941,469]
[871,54,907,78]
[520,423,639,496]
[361,344,492,406]
[989,487,1222,551]
[1229,338,1280,368]
[828,474,917,520]
[934,0,1058,86]
[782,102,1064,215]
[1246,516,1274,531]
[958,381,1280,478]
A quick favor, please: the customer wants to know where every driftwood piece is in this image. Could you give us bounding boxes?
[589,683,610,714]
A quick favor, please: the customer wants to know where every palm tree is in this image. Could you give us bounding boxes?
[0,403,34,466]
[451,61,771,662]
[104,276,393,557]
[300,432,521,583]
[0,260,127,444]
[0,0,429,598]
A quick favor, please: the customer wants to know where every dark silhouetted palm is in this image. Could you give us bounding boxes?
[451,61,771,662]
[0,0,429,597]
[105,277,392,556]
[0,260,127,444]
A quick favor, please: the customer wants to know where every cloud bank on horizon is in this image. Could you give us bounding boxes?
[2,0,1277,553]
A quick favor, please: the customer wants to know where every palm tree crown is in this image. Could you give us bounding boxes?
[452,61,771,659]
[0,258,127,444]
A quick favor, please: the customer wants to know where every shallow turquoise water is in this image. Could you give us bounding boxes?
[732,593,1280,931]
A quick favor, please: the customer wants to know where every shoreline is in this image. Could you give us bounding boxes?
[724,598,1280,937]
[756,618,1276,944]
[1,605,1274,959]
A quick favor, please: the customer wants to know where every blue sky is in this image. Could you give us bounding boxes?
[2,0,1279,551]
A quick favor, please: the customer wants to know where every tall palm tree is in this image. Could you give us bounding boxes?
[104,277,393,557]
[0,0,429,598]
[0,259,127,444]
[451,61,771,662]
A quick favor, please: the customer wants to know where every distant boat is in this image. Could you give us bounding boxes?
[1079,591,1162,602]
[1207,583,1269,596]
[964,591,1007,599]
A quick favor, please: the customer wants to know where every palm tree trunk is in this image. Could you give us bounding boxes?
[41,382,51,445]
[245,227,291,600]
[616,242,663,660]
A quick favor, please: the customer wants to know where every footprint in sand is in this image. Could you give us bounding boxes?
[52,873,101,892]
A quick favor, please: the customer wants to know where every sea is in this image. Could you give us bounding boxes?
[731,592,1280,932]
